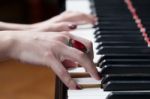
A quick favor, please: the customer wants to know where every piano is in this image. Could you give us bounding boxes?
[55,0,150,99]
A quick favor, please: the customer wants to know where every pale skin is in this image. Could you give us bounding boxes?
[0,11,100,89]
[0,11,97,31]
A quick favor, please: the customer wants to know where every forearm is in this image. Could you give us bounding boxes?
[0,21,33,31]
[0,31,15,60]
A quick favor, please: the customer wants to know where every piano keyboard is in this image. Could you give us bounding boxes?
[55,0,150,99]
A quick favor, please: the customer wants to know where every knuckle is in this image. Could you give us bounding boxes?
[61,32,70,37]
[50,41,59,48]
[55,32,71,43]
[54,41,66,50]
[78,51,86,58]
[44,51,53,58]
[49,41,64,52]
[56,34,69,42]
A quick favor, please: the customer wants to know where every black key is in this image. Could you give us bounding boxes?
[97,21,137,27]
[94,30,140,35]
[100,64,150,75]
[107,92,150,99]
[99,27,139,31]
[98,54,150,63]
[103,80,150,91]
[97,23,137,29]
[94,31,142,37]
[96,35,144,42]
[97,42,146,48]
[100,59,150,67]
[98,47,150,54]
[101,74,150,85]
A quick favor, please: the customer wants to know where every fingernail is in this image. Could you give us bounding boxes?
[76,85,82,90]
[71,40,87,53]
[68,24,77,29]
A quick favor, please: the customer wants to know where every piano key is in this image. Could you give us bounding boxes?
[97,23,138,29]
[98,27,139,31]
[73,77,101,84]
[68,67,100,73]
[95,35,144,42]
[100,59,150,67]
[100,64,150,75]
[98,21,137,26]
[68,67,101,78]
[97,42,146,48]
[107,92,150,99]
[98,54,150,63]
[101,74,150,85]
[68,88,109,98]
[73,77,101,88]
[65,0,150,99]
[94,30,141,35]
[69,96,104,99]
[98,47,150,54]
[66,0,91,14]
[103,80,150,91]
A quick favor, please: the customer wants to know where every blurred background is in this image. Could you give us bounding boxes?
[0,0,65,23]
[0,0,65,99]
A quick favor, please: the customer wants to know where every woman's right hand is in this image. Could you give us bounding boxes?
[7,31,100,89]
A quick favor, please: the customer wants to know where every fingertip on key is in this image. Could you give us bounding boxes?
[76,85,82,90]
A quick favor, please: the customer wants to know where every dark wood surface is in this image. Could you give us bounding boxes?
[0,59,56,99]
[55,77,67,99]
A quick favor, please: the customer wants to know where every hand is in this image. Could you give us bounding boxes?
[9,31,100,89]
[30,11,97,32]
[0,11,97,32]
[50,11,97,25]
[31,22,77,32]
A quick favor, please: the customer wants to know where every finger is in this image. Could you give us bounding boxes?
[61,46,100,80]
[86,15,97,24]
[61,11,97,25]
[45,54,78,89]
[73,12,97,25]
[69,34,94,60]
[80,14,97,25]
[54,22,77,32]
[62,59,78,68]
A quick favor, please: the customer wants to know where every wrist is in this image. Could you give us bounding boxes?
[0,31,16,59]
[0,21,33,31]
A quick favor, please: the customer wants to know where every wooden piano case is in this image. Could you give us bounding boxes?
[0,60,56,99]
[55,77,67,99]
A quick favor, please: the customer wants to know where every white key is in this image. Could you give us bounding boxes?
[74,77,101,85]
[68,77,109,99]
[66,0,91,14]
[68,67,101,73]
[68,87,109,99]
